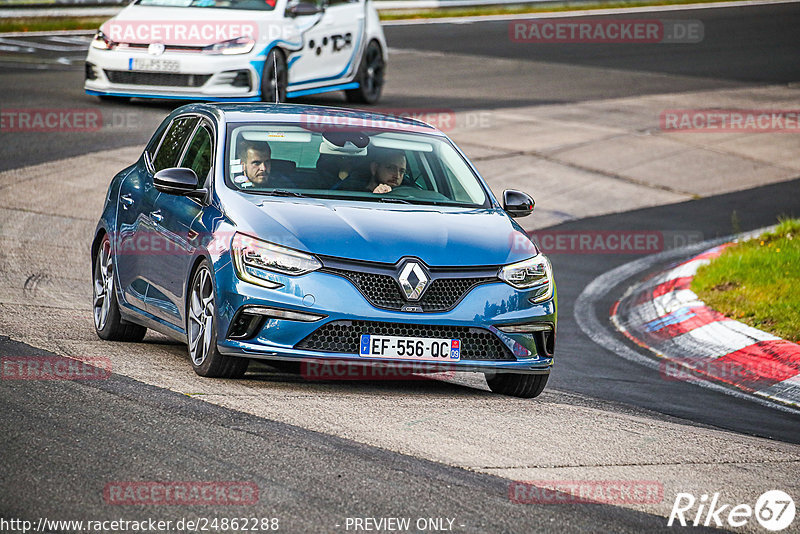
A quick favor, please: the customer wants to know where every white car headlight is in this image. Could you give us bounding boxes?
[232,233,321,288]
[204,37,255,55]
[498,254,554,302]
[91,31,116,50]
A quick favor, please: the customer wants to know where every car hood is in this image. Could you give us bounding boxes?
[225,195,538,267]
[103,5,286,46]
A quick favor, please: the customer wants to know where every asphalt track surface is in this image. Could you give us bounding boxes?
[1,2,799,169]
[1,2,799,532]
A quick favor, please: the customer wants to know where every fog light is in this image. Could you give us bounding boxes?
[85,62,98,81]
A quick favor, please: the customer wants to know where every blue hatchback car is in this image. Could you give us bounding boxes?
[91,103,556,397]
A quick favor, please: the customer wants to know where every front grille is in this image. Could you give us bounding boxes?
[104,70,210,87]
[296,320,516,361]
[326,268,495,312]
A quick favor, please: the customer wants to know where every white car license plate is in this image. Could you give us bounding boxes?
[359,335,461,361]
[129,58,180,73]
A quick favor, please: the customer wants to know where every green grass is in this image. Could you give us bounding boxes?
[692,218,800,342]
[0,17,106,33]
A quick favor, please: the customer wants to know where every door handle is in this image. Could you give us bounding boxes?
[150,210,163,223]
[120,194,134,209]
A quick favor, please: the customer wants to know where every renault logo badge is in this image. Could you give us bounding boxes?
[397,262,428,301]
[148,43,166,56]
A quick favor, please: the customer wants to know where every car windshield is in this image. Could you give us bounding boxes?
[135,0,276,11]
[226,123,490,208]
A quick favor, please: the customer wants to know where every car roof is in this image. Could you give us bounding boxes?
[179,103,446,136]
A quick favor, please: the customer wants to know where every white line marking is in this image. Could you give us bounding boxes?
[0,37,85,52]
[757,375,800,408]
[650,289,704,316]
[0,29,95,38]
[46,35,91,45]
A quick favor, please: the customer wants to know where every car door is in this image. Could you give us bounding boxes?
[289,0,365,86]
[119,115,198,321]
[146,119,214,329]
[114,163,157,312]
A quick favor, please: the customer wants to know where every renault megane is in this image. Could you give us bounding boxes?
[91,103,556,397]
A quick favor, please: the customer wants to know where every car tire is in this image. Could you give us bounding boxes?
[345,40,384,105]
[261,48,288,103]
[485,372,549,399]
[92,234,147,342]
[187,260,249,378]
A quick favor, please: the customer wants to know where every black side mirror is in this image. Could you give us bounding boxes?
[154,167,204,198]
[503,190,535,218]
[286,2,324,17]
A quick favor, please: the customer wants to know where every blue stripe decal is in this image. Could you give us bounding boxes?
[288,20,363,87]
[85,90,261,102]
[286,82,358,98]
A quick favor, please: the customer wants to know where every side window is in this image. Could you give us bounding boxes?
[328,0,357,5]
[179,125,213,187]
[152,117,199,172]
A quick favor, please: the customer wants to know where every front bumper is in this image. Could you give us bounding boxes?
[84,47,261,99]
[213,260,556,373]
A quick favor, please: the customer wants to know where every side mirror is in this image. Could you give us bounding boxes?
[286,2,324,17]
[503,190,535,218]
[154,167,202,197]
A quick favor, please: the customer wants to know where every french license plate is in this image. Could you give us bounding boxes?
[129,58,180,72]
[359,335,461,361]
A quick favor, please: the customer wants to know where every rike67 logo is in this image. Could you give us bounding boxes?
[668,490,795,531]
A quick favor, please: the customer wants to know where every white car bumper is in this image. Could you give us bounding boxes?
[85,47,262,100]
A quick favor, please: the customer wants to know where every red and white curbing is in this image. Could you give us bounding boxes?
[611,244,800,408]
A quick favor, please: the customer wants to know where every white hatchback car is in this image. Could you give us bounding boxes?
[85,0,387,104]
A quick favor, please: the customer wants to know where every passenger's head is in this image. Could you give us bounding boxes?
[239,140,272,185]
[370,149,406,188]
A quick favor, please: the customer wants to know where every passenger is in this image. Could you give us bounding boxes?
[334,149,409,194]
[238,139,292,189]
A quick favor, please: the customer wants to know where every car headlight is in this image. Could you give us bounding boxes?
[232,233,321,288]
[498,254,554,302]
[90,31,116,50]
[204,37,255,55]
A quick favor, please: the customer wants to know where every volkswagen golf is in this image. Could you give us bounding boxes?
[85,0,386,103]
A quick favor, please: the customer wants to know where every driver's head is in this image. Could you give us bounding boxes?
[240,140,272,185]
[370,150,406,188]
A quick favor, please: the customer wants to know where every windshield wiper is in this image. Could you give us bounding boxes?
[377,197,412,204]
[257,189,307,198]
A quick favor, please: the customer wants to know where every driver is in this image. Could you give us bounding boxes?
[238,139,292,189]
